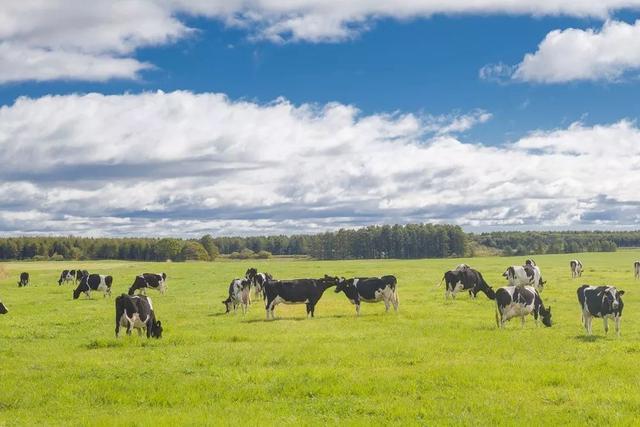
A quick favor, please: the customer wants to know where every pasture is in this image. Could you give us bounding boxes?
[1,251,640,425]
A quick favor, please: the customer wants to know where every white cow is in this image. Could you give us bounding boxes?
[570,259,583,278]
[502,265,545,292]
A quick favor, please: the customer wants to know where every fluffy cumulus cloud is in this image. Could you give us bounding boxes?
[2,1,640,82]
[1,91,639,236]
[482,20,640,83]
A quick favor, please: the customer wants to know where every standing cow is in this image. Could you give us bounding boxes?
[577,285,625,336]
[263,276,338,319]
[57,269,75,286]
[334,275,399,315]
[222,278,252,314]
[17,272,29,287]
[634,261,640,279]
[502,265,545,291]
[245,268,272,299]
[0,298,7,314]
[73,274,113,299]
[439,268,496,300]
[495,286,552,328]
[570,260,583,278]
[115,294,163,338]
[128,273,167,295]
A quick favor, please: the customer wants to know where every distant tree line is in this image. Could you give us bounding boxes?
[0,227,639,262]
[470,231,626,256]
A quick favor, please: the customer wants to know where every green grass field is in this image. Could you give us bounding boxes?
[1,251,640,426]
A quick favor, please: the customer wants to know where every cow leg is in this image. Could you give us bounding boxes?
[392,292,399,312]
[615,315,621,337]
[355,304,361,316]
[115,321,120,337]
[521,315,525,328]
[138,328,143,337]
[603,317,609,335]
[126,322,132,336]
[383,295,390,312]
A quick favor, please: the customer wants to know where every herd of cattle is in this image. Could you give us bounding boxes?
[0,259,638,338]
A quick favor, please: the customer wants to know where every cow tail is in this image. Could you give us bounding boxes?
[436,276,445,287]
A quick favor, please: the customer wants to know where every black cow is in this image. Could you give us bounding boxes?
[263,276,338,319]
[245,268,272,299]
[439,268,496,300]
[0,298,7,314]
[115,294,162,338]
[577,285,625,336]
[18,272,29,287]
[73,274,113,299]
[222,278,252,314]
[127,273,167,295]
[58,269,75,286]
[335,275,399,315]
[570,259,583,278]
[495,286,551,328]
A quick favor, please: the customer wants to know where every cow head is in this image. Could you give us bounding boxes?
[540,306,552,327]
[149,320,163,338]
[473,279,496,300]
[161,272,167,281]
[600,287,624,312]
[525,259,536,267]
[222,297,233,313]
[72,287,83,299]
[502,267,515,279]
[334,277,358,299]
[0,301,7,314]
[245,268,257,280]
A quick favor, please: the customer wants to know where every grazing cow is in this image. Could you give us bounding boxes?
[570,259,583,278]
[115,294,163,338]
[0,298,7,314]
[335,275,399,315]
[58,269,76,286]
[74,269,86,282]
[222,278,252,314]
[263,276,338,319]
[495,286,551,328]
[635,261,640,279]
[577,285,625,336]
[439,268,496,300]
[127,273,167,295]
[502,265,545,291]
[245,268,273,299]
[73,274,113,299]
[17,272,29,287]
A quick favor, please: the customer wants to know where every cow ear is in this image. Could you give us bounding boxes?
[156,321,162,326]
[547,306,551,313]
[618,290,625,296]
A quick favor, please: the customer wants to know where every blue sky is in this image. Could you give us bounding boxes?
[1,1,639,236]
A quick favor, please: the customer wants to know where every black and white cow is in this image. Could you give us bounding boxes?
[17,272,29,287]
[263,276,338,319]
[75,269,86,282]
[222,278,252,314]
[570,259,583,278]
[0,298,7,314]
[439,267,496,300]
[58,269,76,286]
[495,286,551,328]
[115,294,163,338]
[577,285,625,336]
[634,261,640,279]
[525,259,536,267]
[502,265,545,291]
[73,274,113,299]
[334,275,399,315]
[127,273,167,295]
[245,268,273,299]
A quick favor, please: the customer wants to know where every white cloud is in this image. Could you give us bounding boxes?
[0,91,639,236]
[483,20,640,83]
[2,1,640,82]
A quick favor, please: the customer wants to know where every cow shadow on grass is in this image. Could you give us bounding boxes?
[241,314,354,323]
[574,335,604,342]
